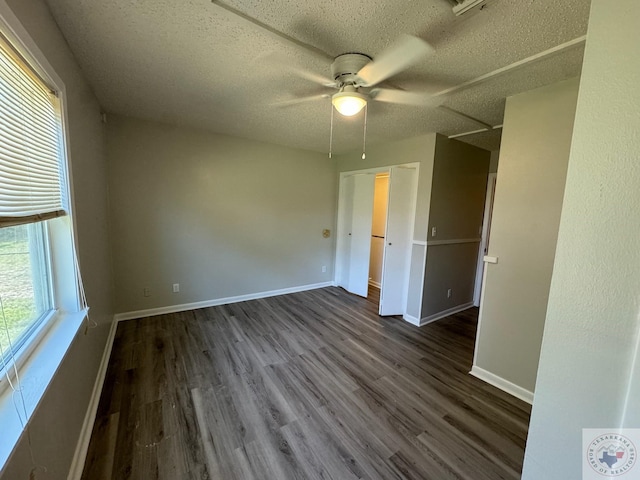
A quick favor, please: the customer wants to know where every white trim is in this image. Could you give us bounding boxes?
[419,302,474,326]
[437,36,585,138]
[0,311,88,470]
[483,255,498,264]
[67,318,118,480]
[472,260,490,367]
[438,106,493,130]
[0,309,56,395]
[474,173,497,306]
[339,165,397,177]
[433,36,586,99]
[402,313,421,326]
[368,280,381,289]
[114,282,334,322]
[469,365,534,405]
[427,238,481,246]
[411,240,427,246]
[448,125,503,140]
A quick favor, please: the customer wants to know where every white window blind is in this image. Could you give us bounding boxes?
[0,35,66,228]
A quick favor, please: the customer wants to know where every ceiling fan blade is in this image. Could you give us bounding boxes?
[272,94,330,107]
[357,35,434,87]
[263,53,337,87]
[287,66,337,87]
[370,88,442,107]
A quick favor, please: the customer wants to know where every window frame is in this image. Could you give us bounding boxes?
[0,221,55,373]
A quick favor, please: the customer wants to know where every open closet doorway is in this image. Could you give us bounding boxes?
[368,173,389,301]
[335,163,418,316]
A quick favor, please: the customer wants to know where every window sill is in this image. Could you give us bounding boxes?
[0,309,87,470]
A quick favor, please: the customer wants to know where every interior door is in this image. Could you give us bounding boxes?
[335,175,355,289]
[379,166,418,315]
[342,173,375,297]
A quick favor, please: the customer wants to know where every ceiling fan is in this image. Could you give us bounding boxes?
[210,0,445,156]
[210,1,442,117]
[274,35,440,117]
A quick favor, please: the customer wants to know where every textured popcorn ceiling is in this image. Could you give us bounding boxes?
[43,0,591,153]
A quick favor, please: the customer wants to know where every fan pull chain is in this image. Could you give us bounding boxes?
[362,104,368,160]
[328,103,335,159]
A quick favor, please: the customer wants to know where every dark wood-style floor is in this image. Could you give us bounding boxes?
[82,287,531,479]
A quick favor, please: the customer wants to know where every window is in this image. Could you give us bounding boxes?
[0,222,52,361]
[0,32,63,371]
[0,29,79,374]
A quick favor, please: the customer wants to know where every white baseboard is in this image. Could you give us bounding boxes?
[469,365,534,405]
[114,282,335,322]
[419,302,474,326]
[368,280,381,289]
[67,317,119,480]
[403,313,421,326]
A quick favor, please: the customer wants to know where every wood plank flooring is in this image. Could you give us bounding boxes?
[82,287,531,479]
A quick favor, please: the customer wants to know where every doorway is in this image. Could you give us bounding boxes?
[368,173,388,290]
[473,172,497,306]
[335,163,419,316]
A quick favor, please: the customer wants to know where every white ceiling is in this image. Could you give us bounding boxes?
[43,0,592,153]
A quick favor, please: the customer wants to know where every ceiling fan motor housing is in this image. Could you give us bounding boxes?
[331,53,371,86]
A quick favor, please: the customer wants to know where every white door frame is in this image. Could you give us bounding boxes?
[335,162,419,315]
[473,173,497,306]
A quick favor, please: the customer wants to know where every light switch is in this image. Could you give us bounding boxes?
[431,227,437,237]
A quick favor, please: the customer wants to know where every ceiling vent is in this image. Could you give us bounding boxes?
[452,0,486,16]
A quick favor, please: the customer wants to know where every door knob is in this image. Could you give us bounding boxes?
[388,242,392,246]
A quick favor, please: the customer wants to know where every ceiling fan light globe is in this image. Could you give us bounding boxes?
[332,92,367,116]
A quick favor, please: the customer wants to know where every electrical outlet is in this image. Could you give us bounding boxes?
[431,226,437,237]
[322,265,327,273]
[447,288,452,298]
[172,283,180,293]
[143,287,151,297]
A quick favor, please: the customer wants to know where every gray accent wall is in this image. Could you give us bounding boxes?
[422,242,482,316]
[421,136,490,319]
[107,115,337,314]
[474,77,580,394]
[0,0,114,478]
[523,2,640,477]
